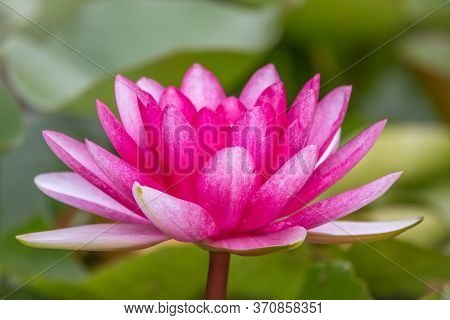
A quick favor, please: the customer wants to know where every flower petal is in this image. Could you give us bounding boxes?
[86,140,161,202]
[316,128,341,168]
[307,218,423,244]
[137,77,164,102]
[159,86,196,122]
[35,172,148,224]
[240,64,280,109]
[133,183,217,242]
[254,81,287,126]
[181,64,225,111]
[216,96,246,123]
[240,145,318,231]
[308,86,351,154]
[231,105,267,170]
[115,75,145,143]
[265,172,402,232]
[96,100,140,166]
[282,120,387,215]
[42,130,134,208]
[199,226,307,256]
[16,224,168,251]
[197,147,259,232]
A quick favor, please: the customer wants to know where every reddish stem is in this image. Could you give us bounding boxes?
[204,251,230,300]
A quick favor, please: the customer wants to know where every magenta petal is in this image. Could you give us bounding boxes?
[265,172,402,232]
[159,86,196,122]
[115,75,145,143]
[308,86,351,154]
[197,147,259,232]
[160,105,198,200]
[254,82,287,126]
[307,218,423,244]
[200,226,307,256]
[240,145,318,231]
[231,106,267,170]
[181,64,225,111]
[282,120,387,215]
[316,128,341,168]
[35,173,148,224]
[137,77,164,102]
[216,97,246,123]
[86,140,161,203]
[133,183,217,242]
[42,130,134,207]
[194,107,227,159]
[240,64,280,109]
[17,224,169,251]
[96,100,140,166]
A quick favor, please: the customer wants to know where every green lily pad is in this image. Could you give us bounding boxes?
[299,260,372,299]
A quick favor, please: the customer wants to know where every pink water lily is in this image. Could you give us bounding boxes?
[17,64,421,261]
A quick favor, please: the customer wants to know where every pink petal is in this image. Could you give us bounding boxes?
[159,86,196,122]
[240,145,318,231]
[96,100,140,166]
[231,105,267,170]
[137,77,164,102]
[216,97,246,123]
[200,226,307,256]
[254,81,287,126]
[194,107,227,160]
[197,147,259,232]
[115,75,145,143]
[86,140,161,203]
[287,74,320,135]
[160,105,198,200]
[316,128,341,168]
[265,172,402,232]
[133,183,217,242]
[240,64,280,109]
[42,130,134,208]
[16,224,169,251]
[35,172,148,224]
[307,218,423,244]
[180,64,225,111]
[281,120,387,215]
[308,86,351,154]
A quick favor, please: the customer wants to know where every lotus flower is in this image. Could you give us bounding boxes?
[17,64,421,256]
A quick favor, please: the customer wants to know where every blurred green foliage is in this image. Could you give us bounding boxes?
[0,0,449,300]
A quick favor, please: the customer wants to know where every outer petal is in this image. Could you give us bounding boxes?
[265,172,402,232]
[181,64,225,111]
[16,224,168,251]
[307,218,423,244]
[42,130,134,207]
[282,120,387,215]
[96,100,140,166]
[35,172,148,224]
[115,75,145,143]
[308,86,351,154]
[197,147,259,232]
[199,226,307,256]
[86,140,161,202]
[240,145,318,231]
[159,86,196,122]
[216,96,246,123]
[137,77,164,102]
[133,183,217,242]
[240,64,280,109]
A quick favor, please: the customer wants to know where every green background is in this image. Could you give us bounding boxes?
[0,0,449,299]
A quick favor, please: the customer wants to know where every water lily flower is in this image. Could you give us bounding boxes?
[17,64,421,298]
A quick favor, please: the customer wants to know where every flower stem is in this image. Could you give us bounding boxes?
[205,251,230,299]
